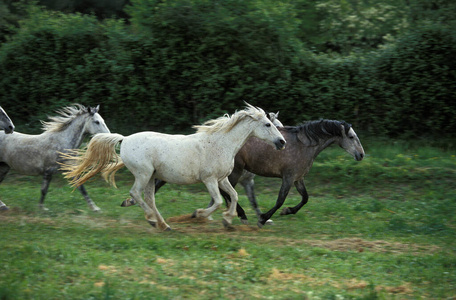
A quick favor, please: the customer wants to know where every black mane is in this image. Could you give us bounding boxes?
[283,119,352,144]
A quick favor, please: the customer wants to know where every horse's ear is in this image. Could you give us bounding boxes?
[275,111,279,118]
[88,105,100,115]
[340,121,351,137]
[341,124,347,137]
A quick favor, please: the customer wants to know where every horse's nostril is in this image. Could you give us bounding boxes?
[280,139,286,145]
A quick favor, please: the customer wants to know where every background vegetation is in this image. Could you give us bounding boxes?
[0,0,455,138]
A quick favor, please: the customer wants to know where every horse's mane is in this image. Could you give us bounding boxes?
[284,119,352,144]
[193,104,266,134]
[41,104,89,133]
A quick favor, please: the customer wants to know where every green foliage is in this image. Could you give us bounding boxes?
[0,0,455,138]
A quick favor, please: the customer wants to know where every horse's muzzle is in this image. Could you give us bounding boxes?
[4,125,14,134]
[355,152,365,161]
[274,139,286,150]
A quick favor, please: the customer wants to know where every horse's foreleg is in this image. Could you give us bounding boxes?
[195,179,223,219]
[241,176,274,225]
[0,163,10,210]
[39,171,53,210]
[77,184,101,212]
[143,178,170,231]
[258,178,293,228]
[211,186,247,224]
[239,172,262,219]
[218,177,239,228]
[206,168,248,223]
[281,179,308,215]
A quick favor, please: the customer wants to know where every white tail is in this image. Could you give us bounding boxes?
[61,133,125,187]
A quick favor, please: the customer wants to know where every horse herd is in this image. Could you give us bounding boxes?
[0,104,365,231]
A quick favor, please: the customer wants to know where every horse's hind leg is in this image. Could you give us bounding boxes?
[39,170,53,211]
[280,179,309,216]
[143,178,170,231]
[128,171,169,231]
[0,163,11,210]
[120,179,167,207]
[77,184,101,212]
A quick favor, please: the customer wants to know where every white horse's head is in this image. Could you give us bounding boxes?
[0,106,14,134]
[86,105,110,135]
[248,105,286,150]
[339,124,365,161]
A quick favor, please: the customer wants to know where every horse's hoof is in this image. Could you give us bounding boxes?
[240,218,249,225]
[280,207,292,215]
[191,210,198,218]
[0,205,8,211]
[121,198,136,207]
[257,221,264,229]
[148,220,157,228]
[164,227,172,232]
[265,219,275,225]
[39,206,49,211]
[222,218,232,228]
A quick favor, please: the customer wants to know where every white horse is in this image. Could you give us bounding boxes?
[0,106,14,134]
[0,104,110,211]
[62,104,286,231]
[141,111,283,225]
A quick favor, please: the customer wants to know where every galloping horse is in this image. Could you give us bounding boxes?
[0,105,110,211]
[0,107,14,134]
[212,119,365,227]
[62,104,286,231]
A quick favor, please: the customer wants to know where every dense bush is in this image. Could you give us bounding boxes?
[0,0,455,139]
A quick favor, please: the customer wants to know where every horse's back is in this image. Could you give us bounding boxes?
[120,131,206,184]
[0,131,53,175]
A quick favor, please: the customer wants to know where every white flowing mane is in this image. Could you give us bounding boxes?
[193,104,266,134]
[41,104,89,133]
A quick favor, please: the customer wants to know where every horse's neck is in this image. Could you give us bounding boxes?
[208,119,253,158]
[311,136,339,159]
[50,116,88,149]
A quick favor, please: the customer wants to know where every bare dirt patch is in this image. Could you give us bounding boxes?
[300,237,441,255]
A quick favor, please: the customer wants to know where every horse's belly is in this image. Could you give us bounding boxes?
[155,167,201,185]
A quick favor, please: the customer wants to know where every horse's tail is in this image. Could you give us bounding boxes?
[61,133,125,188]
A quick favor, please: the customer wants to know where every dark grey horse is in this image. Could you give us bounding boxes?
[0,105,110,210]
[218,119,365,227]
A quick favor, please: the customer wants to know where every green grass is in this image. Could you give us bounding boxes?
[0,140,455,299]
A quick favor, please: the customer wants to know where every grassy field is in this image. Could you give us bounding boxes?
[1,139,455,299]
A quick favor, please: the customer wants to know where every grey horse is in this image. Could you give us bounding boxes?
[0,104,110,211]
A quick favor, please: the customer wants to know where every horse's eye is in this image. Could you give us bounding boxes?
[265,123,271,127]
[95,121,100,125]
